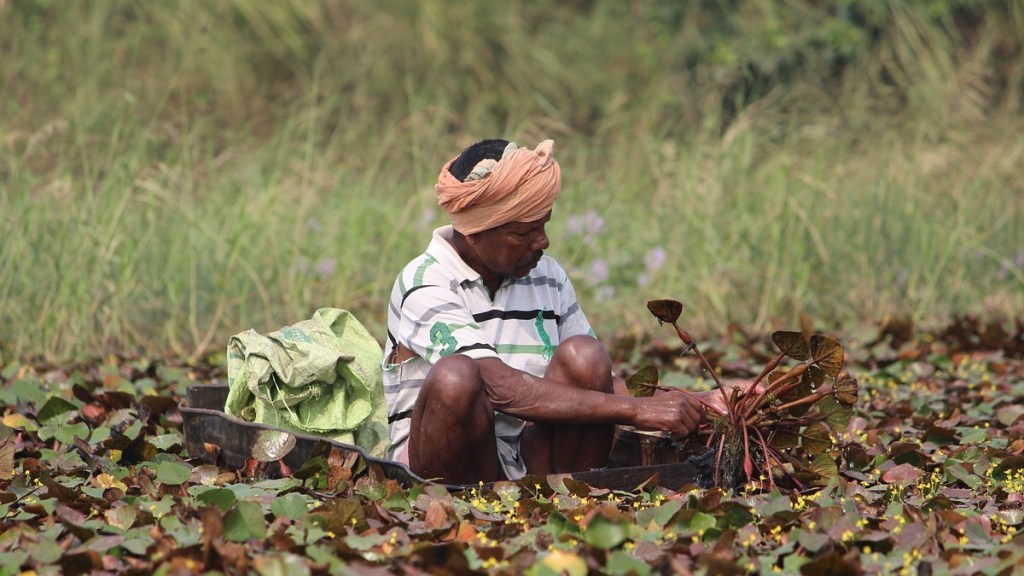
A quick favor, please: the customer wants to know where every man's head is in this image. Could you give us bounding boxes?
[436,138,560,282]
[447,139,511,182]
[435,138,561,236]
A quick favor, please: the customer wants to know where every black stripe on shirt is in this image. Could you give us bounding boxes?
[388,409,413,424]
[455,343,497,355]
[400,284,438,309]
[472,309,560,323]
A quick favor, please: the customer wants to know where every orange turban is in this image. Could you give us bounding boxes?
[435,139,561,235]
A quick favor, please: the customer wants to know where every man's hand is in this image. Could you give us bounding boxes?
[700,381,766,416]
[632,391,703,439]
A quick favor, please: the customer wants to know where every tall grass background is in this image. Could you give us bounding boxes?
[2,0,1023,362]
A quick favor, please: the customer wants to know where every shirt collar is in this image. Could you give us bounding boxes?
[426,225,483,284]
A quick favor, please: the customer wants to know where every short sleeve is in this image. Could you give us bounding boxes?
[556,274,595,340]
[397,285,500,365]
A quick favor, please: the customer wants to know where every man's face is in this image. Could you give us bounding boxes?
[470,212,552,280]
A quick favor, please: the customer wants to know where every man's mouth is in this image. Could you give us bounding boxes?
[515,252,543,275]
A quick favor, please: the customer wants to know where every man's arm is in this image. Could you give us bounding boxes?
[476,357,701,439]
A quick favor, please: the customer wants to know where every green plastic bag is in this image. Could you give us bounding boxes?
[224,308,388,458]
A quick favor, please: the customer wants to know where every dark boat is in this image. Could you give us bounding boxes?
[181,384,711,492]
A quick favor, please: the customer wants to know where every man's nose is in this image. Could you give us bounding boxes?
[533,231,550,251]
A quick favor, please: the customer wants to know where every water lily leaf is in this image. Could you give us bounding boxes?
[715,501,754,529]
[36,396,80,424]
[53,422,91,445]
[148,433,183,451]
[626,365,659,398]
[636,497,683,528]
[815,395,852,434]
[689,511,717,532]
[197,487,237,512]
[882,463,923,485]
[583,515,627,550]
[993,455,1024,478]
[253,552,312,576]
[156,460,193,485]
[606,550,652,576]
[889,442,929,467]
[809,335,844,376]
[253,430,296,463]
[799,550,860,575]
[313,498,365,534]
[0,435,14,480]
[772,331,809,361]
[808,453,838,481]
[544,510,580,538]
[996,405,1024,427]
[9,378,48,406]
[801,422,831,456]
[104,505,138,530]
[796,529,831,553]
[646,299,683,324]
[224,499,268,541]
[272,492,311,521]
[944,462,983,489]
[778,371,814,416]
[30,536,63,564]
[806,366,826,390]
[769,428,800,450]
[537,550,588,576]
[833,371,858,406]
[2,413,37,432]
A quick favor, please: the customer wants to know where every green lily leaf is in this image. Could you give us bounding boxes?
[37,396,81,424]
[272,492,312,520]
[583,515,627,550]
[156,460,193,486]
[196,487,237,512]
[625,365,659,398]
[808,453,839,482]
[224,499,268,541]
[801,422,832,456]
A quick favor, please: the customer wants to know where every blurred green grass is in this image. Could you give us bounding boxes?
[2,0,1022,361]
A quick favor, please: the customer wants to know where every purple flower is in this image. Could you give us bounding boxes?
[419,207,438,230]
[589,259,609,283]
[565,210,604,237]
[644,247,666,273]
[315,257,336,278]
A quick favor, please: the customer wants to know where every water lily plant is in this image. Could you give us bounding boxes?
[627,299,859,489]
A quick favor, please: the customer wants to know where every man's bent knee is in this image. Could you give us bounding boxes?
[549,335,613,393]
[421,354,488,411]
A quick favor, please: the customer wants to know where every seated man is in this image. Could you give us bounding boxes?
[383,138,706,484]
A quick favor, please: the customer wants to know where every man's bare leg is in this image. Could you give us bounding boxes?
[521,335,616,475]
[408,354,502,484]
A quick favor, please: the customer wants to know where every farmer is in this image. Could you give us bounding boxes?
[383,138,710,484]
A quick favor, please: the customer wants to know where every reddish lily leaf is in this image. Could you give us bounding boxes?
[809,335,844,377]
[833,370,858,406]
[882,463,924,485]
[646,300,683,324]
[771,331,809,361]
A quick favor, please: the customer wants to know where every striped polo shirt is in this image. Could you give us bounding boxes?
[383,225,594,476]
